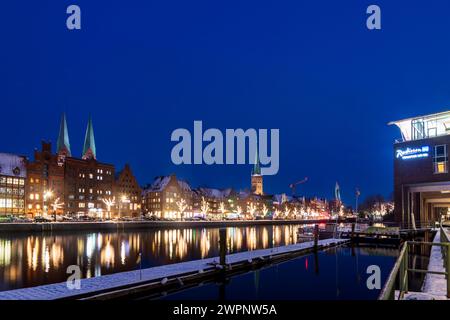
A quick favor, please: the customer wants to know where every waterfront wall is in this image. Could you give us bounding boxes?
[0,219,329,234]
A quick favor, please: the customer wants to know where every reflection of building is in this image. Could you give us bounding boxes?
[390,111,450,226]
[142,174,192,218]
[0,153,26,216]
[115,164,142,217]
[251,152,263,195]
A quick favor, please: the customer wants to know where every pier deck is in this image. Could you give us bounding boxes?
[400,229,449,300]
[0,238,348,300]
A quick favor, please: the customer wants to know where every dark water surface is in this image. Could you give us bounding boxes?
[0,224,306,291]
[160,246,399,300]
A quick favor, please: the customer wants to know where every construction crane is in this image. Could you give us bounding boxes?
[289,177,308,197]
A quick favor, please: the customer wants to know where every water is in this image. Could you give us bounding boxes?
[159,246,399,300]
[0,224,305,291]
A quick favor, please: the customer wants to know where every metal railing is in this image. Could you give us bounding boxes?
[379,226,450,300]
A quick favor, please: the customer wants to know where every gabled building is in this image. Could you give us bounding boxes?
[142,174,192,219]
[115,164,142,217]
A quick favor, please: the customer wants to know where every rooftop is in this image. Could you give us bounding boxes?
[389,110,450,142]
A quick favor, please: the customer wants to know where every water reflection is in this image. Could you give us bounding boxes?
[0,224,301,291]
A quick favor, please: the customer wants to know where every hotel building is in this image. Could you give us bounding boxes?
[390,111,450,227]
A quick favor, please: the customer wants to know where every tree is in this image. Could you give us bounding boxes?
[200,197,210,217]
[176,198,188,220]
[262,204,269,217]
[247,202,257,218]
[219,202,226,219]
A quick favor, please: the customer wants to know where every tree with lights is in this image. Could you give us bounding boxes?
[236,205,243,217]
[247,202,257,219]
[284,206,290,219]
[219,202,226,219]
[102,197,116,220]
[262,204,269,217]
[51,197,64,222]
[176,198,188,220]
[200,197,210,218]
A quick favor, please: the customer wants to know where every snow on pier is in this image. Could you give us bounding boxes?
[402,229,449,300]
[0,238,348,300]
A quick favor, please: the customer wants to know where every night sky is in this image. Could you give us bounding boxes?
[1,1,450,204]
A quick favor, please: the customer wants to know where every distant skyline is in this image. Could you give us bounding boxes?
[2,1,450,204]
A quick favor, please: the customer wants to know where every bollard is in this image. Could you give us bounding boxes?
[351,223,355,238]
[314,224,319,249]
[219,228,227,266]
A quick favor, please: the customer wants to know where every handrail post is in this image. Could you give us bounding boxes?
[404,242,409,294]
[447,244,450,298]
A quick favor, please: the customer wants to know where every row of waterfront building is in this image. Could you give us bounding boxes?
[0,114,341,220]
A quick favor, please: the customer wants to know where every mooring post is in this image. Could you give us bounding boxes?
[351,223,355,239]
[219,228,227,266]
[314,224,319,249]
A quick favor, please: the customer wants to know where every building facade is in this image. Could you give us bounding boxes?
[0,153,26,216]
[26,141,64,216]
[115,164,142,217]
[142,174,192,219]
[390,111,450,226]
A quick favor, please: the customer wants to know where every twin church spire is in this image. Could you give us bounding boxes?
[56,113,97,160]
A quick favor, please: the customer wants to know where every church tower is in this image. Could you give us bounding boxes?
[82,115,97,160]
[56,113,71,164]
[251,150,263,195]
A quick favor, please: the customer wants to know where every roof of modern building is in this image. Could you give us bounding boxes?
[389,110,450,142]
[0,153,27,178]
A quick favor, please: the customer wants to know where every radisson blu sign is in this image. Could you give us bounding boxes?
[396,146,430,160]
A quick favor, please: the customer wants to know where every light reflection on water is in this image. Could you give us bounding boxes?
[0,224,301,291]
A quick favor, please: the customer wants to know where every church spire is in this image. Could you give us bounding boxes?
[82,115,96,160]
[56,112,71,157]
[252,149,261,176]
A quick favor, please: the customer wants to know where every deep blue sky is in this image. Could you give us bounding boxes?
[1,1,450,205]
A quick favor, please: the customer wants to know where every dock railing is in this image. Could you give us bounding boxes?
[379,226,450,300]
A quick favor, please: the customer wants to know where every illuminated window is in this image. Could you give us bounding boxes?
[434,145,448,174]
[29,194,34,200]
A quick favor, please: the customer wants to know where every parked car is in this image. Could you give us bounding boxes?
[144,215,160,221]
[34,216,52,223]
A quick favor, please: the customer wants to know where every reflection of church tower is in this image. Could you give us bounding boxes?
[56,113,71,164]
[82,115,97,160]
[251,150,263,195]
